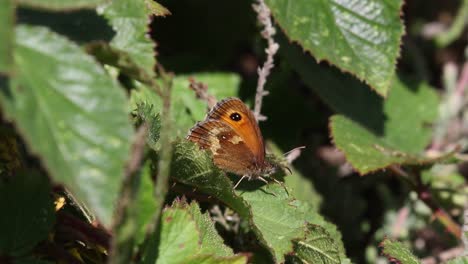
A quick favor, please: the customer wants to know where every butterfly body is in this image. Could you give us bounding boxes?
[187,97,274,180]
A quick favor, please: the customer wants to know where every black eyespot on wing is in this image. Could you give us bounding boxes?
[230,112,242,121]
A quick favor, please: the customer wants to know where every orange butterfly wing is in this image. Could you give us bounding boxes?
[187,120,256,175]
[205,98,265,165]
[187,97,267,176]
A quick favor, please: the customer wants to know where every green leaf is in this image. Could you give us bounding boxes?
[239,184,306,263]
[0,171,55,256]
[145,0,171,17]
[147,200,247,264]
[155,204,200,264]
[110,159,154,264]
[130,73,240,139]
[380,238,419,264]
[378,79,439,153]
[17,0,107,10]
[134,161,158,246]
[187,202,234,257]
[293,202,348,262]
[99,0,157,78]
[239,184,345,263]
[135,102,161,149]
[293,225,341,264]
[266,0,404,96]
[0,0,14,74]
[0,25,134,227]
[185,255,247,264]
[330,78,439,174]
[446,256,468,264]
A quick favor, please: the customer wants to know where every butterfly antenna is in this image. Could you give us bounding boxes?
[283,146,306,157]
[233,175,248,189]
[283,146,306,165]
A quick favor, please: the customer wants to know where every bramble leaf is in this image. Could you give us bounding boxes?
[380,238,419,264]
[141,200,247,264]
[266,0,404,96]
[330,78,439,174]
[0,25,134,227]
[293,225,341,264]
[18,0,107,10]
[0,0,14,74]
[99,0,161,78]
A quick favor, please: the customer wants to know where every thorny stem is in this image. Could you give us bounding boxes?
[139,65,174,262]
[463,198,468,252]
[154,65,174,213]
[388,165,417,188]
[390,165,462,239]
[128,65,173,263]
[252,0,279,122]
[188,77,217,109]
[457,62,468,96]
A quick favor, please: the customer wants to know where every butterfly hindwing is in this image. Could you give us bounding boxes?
[187,119,256,175]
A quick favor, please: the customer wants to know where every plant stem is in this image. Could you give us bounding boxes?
[153,65,173,219]
[108,124,148,264]
[435,0,468,47]
[139,65,174,264]
[252,0,278,122]
[391,166,462,239]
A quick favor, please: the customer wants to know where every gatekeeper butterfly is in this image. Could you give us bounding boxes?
[187,97,275,188]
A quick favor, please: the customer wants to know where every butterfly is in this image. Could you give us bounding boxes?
[187,97,275,188]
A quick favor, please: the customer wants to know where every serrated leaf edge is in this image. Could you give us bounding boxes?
[328,115,455,175]
[268,0,406,97]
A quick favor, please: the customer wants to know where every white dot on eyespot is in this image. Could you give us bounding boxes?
[222,135,227,140]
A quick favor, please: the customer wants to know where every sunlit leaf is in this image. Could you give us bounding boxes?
[100,0,157,78]
[0,25,134,227]
[380,238,419,264]
[266,0,404,96]
[18,0,107,10]
[293,225,341,264]
[0,0,14,74]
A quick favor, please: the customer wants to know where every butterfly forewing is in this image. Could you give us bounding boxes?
[205,98,265,165]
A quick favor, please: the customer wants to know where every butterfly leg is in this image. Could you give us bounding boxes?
[271,177,290,196]
[257,176,269,184]
[258,176,290,196]
[233,175,248,189]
